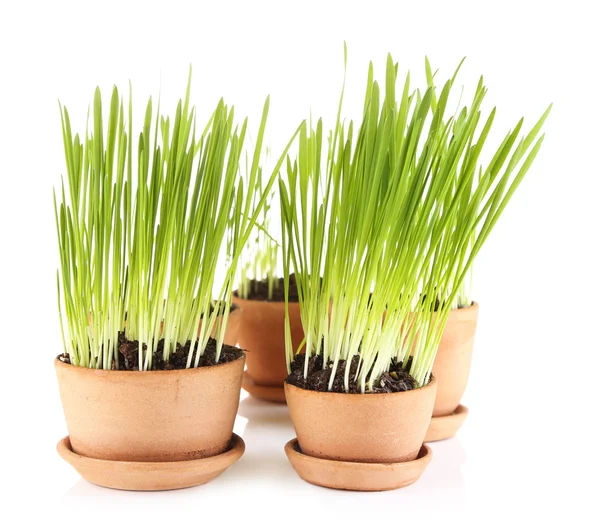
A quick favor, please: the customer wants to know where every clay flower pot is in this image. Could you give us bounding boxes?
[55,353,246,490]
[425,301,478,442]
[284,378,436,491]
[232,296,304,402]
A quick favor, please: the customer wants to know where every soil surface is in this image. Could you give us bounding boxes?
[286,354,417,393]
[57,336,243,371]
[235,274,299,302]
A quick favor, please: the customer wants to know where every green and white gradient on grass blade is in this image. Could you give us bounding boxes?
[236,147,280,301]
[55,68,301,371]
[280,48,550,391]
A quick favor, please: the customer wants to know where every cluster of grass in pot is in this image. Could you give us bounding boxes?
[235,152,280,300]
[420,62,552,311]
[55,70,299,370]
[280,51,551,391]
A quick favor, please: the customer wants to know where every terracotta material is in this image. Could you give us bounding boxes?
[55,354,245,462]
[285,439,431,491]
[285,378,437,463]
[425,404,468,442]
[431,302,478,417]
[232,296,304,393]
[57,433,245,491]
[220,306,242,347]
[242,372,287,403]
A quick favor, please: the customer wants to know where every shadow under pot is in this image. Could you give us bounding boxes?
[232,278,304,403]
[425,301,478,442]
[55,350,246,491]
[284,377,437,491]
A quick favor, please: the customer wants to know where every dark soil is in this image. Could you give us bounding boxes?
[235,274,299,302]
[424,295,441,312]
[57,336,243,371]
[286,354,417,394]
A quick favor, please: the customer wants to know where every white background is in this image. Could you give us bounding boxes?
[1,1,598,523]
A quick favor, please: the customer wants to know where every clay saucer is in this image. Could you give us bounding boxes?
[425,404,468,442]
[284,439,432,491]
[242,372,286,403]
[57,433,245,491]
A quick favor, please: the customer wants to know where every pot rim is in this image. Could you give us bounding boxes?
[54,352,245,377]
[284,374,436,400]
[227,303,242,314]
[451,300,479,311]
[449,300,479,319]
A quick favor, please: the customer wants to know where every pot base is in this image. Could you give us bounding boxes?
[425,404,469,442]
[284,438,432,491]
[57,433,245,491]
[242,372,286,403]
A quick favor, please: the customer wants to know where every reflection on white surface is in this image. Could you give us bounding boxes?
[235,395,296,482]
[25,382,598,525]
[422,437,467,512]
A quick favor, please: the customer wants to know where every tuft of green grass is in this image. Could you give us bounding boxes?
[235,147,280,300]
[55,69,301,370]
[280,51,550,390]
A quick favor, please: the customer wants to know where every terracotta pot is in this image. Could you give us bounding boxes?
[232,296,304,389]
[432,302,478,417]
[55,353,245,462]
[285,377,437,463]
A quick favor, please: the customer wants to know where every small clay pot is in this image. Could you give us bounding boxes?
[284,379,436,490]
[422,302,478,442]
[232,296,304,399]
[285,377,437,463]
[55,353,245,463]
[431,302,478,418]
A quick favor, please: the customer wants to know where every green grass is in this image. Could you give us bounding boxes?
[55,69,300,369]
[280,51,550,390]
[236,149,280,300]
